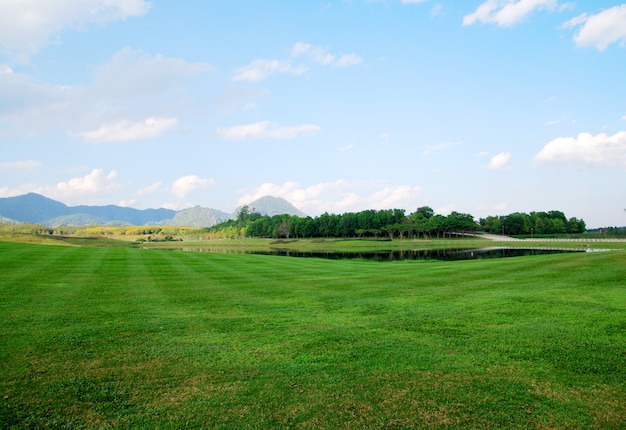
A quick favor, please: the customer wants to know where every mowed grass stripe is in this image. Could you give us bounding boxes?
[0,243,624,428]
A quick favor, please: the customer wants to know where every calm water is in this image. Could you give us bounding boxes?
[166,247,585,261]
[246,248,585,261]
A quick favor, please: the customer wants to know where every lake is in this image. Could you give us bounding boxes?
[161,246,587,262]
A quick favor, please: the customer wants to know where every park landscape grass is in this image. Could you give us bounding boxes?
[0,234,625,428]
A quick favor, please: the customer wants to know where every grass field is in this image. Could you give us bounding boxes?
[1,238,625,428]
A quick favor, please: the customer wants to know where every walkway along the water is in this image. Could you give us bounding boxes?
[475,233,626,243]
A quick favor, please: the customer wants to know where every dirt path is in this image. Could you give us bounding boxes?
[477,233,522,241]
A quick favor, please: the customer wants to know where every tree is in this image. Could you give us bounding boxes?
[479,216,501,234]
[445,211,477,234]
[411,209,433,239]
[338,212,357,237]
[429,215,446,238]
[317,212,339,237]
[414,206,434,219]
[502,213,529,235]
[237,205,250,223]
[276,221,291,238]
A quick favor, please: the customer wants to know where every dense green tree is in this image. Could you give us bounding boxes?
[444,211,477,234]
[479,216,501,234]
[208,204,586,239]
[414,206,434,219]
[502,213,529,236]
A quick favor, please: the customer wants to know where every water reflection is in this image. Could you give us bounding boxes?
[247,248,583,261]
[162,247,584,261]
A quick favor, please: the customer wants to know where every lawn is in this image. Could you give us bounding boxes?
[1,240,625,428]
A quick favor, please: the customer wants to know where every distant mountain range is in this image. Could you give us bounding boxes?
[0,193,307,227]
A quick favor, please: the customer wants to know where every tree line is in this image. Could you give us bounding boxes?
[479,211,585,236]
[205,206,586,239]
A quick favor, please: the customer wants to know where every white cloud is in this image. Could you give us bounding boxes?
[118,198,136,208]
[216,121,320,141]
[91,47,213,99]
[34,168,123,204]
[171,175,214,199]
[463,0,561,27]
[0,160,41,169]
[0,183,39,198]
[0,0,151,53]
[534,131,626,167]
[562,5,626,51]
[55,169,118,194]
[238,180,422,215]
[488,152,512,170]
[291,42,335,65]
[369,185,423,208]
[233,42,362,82]
[334,53,363,68]
[291,42,363,68]
[73,117,177,143]
[232,59,307,82]
[543,119,561,126]
[137,181,163,196]
[402,0,428,4]
[0,48,211,137]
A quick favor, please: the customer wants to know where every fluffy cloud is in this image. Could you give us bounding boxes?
[562,5,626,51]
[91,47,213,99]
[32,168,123,205]
[488,152,512,170]
[137,181,163,196]
[233,42,362,82]
[0,48,211,137]
[463,0,561,27]
[171,175,214,199]
[237,180,423,215]
[291,43,363,68]
[232,59,307,82]
[534,131,626,167]
[0,0,151,53]
[56,169,118,194]
[291,42,334,64]
[216,121,320,140]
[73,117,177,143]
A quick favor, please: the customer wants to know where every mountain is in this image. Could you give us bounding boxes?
[0,193,307,227]
[234,196,307,218]
[0,193,69,224]
[162,206,231,227]
[0,193,175,227]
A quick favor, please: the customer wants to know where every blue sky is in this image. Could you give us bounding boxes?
[1,1,625,228]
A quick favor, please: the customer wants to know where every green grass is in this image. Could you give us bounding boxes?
[1,240,625,428]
